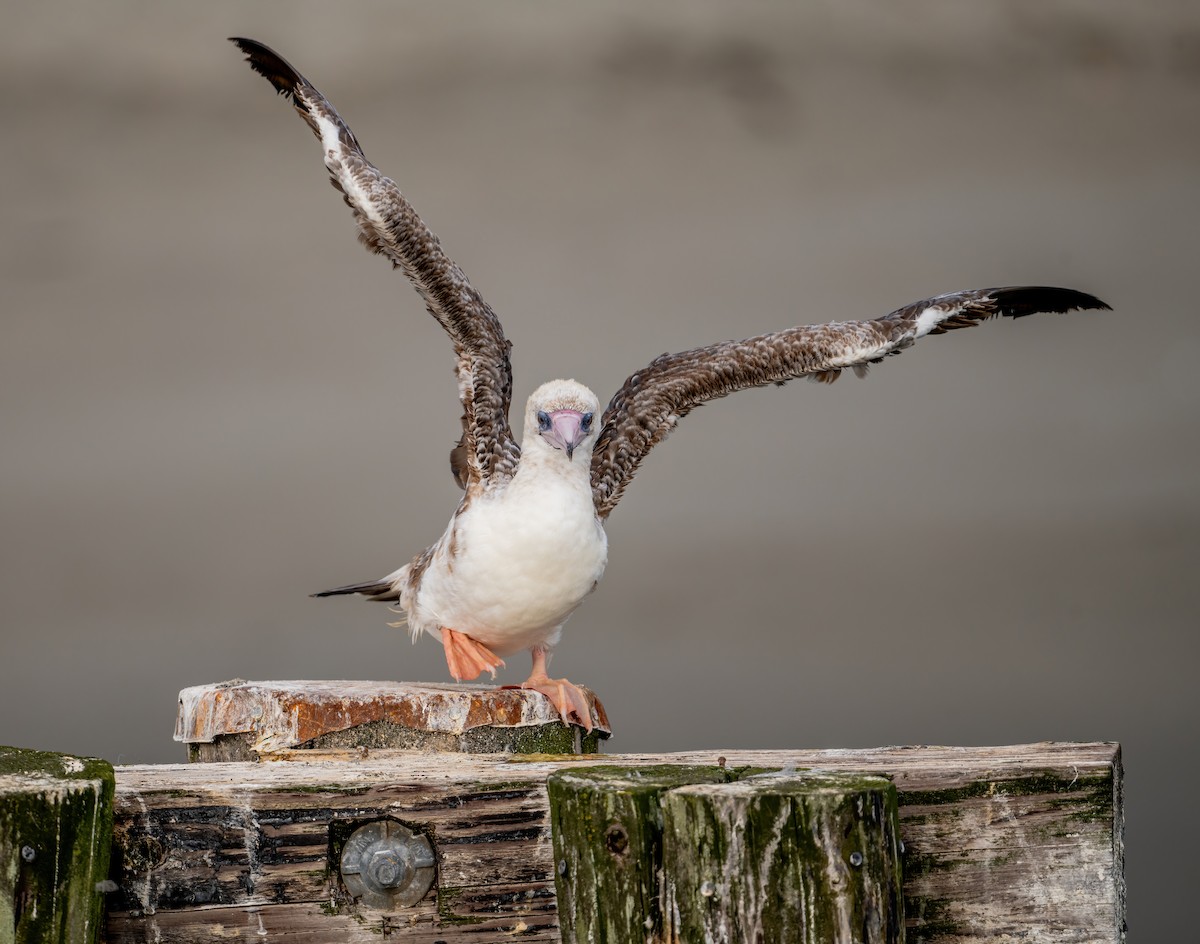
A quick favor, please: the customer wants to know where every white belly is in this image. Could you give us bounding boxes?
[411,477,608,654]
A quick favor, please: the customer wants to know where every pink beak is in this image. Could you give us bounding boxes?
[541,409,587,460]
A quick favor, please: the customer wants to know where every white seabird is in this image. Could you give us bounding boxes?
[231,38,1109,729]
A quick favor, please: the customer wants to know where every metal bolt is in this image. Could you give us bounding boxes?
[700,880,716,898]
[20,845,35,863]
[339,820,436,909]
[558,859,568,877]
[849,851,864,868]
[367,847,408,889]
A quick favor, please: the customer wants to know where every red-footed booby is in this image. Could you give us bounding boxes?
[231,38,1109,730]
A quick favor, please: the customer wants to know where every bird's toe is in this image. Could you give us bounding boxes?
[521,674,594,732]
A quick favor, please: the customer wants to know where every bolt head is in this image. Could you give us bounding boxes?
[338,820,436,909]
[367,847,409,890]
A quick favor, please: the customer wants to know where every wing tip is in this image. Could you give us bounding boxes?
[988,286,1112,318]
[229,36,306,102]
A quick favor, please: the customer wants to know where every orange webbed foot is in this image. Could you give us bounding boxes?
[520,674,593,732]
[518,645,592,731]
[440,627,505,681]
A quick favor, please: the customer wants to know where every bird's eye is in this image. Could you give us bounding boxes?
[537,410,551,431]
[581,412,593,432]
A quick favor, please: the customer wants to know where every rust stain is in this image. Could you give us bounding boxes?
[175,680,611,747]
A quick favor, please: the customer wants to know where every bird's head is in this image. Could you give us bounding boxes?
[524,379,601,463]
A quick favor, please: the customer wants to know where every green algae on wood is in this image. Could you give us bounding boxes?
[664,772,903,944]
[0,745,115,944]
[189,719,607,761]
[549,765,735,944]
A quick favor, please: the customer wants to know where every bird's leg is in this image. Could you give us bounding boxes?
[440,628,505,681]
[520,645,593,732]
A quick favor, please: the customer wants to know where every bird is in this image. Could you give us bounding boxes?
[230,37,1109,731]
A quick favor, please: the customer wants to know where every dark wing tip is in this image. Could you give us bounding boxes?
[988,286,1112,319]
[229,37,307,102]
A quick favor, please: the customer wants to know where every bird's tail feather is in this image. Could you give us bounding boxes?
[311,579,399,603]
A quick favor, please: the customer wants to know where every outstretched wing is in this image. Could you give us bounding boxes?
[231,38,519,491]
[590,286,1109,519]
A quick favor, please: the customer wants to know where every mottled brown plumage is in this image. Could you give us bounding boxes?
[232,38,520,495]
[589,286,1109,517]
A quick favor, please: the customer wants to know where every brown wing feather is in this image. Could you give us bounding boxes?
[231,38,520,490]
[590,286,1109,519]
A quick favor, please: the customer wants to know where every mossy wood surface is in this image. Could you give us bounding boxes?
[106,742,1121,943]
[548,765,734,943]
[0,745,115,944]
[663,773,903,944]
[551,767,903,944]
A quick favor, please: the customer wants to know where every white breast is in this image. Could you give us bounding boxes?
[409,468,608,655]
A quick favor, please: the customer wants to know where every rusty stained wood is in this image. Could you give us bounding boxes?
[175,680,610,761]
[106,742,1123,944]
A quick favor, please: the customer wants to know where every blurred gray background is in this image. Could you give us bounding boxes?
[2,1,1197,936]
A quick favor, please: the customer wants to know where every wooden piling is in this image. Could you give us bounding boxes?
[0,745,114,944]
[549,766,904,943]
[548,765,735,943]
[663,772,903,943]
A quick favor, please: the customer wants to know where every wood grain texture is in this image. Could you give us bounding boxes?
[106,742,1122,943]
[662,773,903,943]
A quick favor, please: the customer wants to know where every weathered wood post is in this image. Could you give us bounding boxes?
[548,765,736,942]
[174,679,610,759]
[663,773,903,943]
[0,745,114,944]
[549,766,904,943]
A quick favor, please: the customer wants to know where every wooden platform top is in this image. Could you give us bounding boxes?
[174,679,611,751]
[124,740,1119,791]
